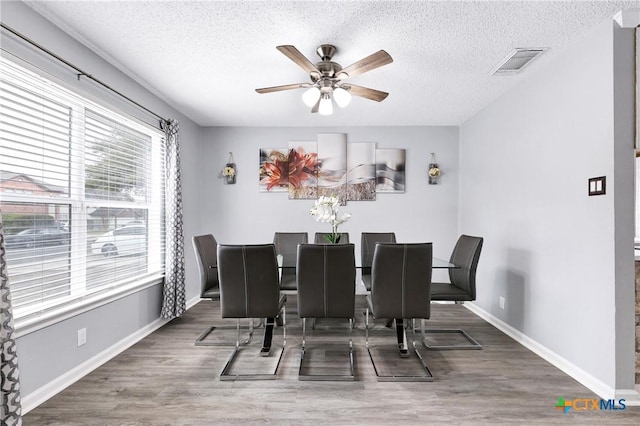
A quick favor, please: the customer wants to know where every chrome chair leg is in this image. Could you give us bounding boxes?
[418,303,482,350]
[422,315,482,351]
[281,305,287,347]
[219,311,285,381]
[366,313,434,382]
[195,319,254,346]
[365,308,370,349]
[299,316,354,381]
[411,319,433,380]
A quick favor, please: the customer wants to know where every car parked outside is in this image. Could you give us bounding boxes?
[5,228,70,249]
[90,225,147,257]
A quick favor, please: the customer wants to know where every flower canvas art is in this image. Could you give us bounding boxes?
[259,134,409,200]
[259,148,289,192]
[288,141,318,199]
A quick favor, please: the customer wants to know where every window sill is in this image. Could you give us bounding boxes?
[14,274,164,338]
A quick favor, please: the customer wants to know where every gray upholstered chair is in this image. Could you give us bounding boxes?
[297,243,356,380]
[360,232,396,292]
[193,234,242,346]
[313,232,349,244]
[365,243,433,381]
[273,232,308,291]
[424,234,483,350]
[217,243,287,380]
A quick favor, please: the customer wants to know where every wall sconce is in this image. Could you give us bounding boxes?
[222,152,236,184]
[428,153,441,185]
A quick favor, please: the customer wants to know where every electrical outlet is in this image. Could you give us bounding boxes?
[499,297,505,310]
[77,328,87,347]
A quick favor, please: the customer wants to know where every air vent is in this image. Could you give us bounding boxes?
[491,48,548,75]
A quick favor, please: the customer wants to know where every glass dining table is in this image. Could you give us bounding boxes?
[277,255,457,270]
[276,254,458,357]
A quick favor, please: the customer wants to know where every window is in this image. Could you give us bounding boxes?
[0,57,165,322]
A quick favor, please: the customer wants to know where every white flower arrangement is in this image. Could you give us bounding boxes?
[428,166,441,178]
[309,195,351,243]
[222,166,236,177]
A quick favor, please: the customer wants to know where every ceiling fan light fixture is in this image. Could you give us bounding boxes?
[333,87,352,108]
[302,87,321,107]
[256,44,393,115]
[318,93,333,115]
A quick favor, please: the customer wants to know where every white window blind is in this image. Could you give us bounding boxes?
[0,57,165,321]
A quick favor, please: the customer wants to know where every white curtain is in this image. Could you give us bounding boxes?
[1,213,22,425]
[160,119,186,319]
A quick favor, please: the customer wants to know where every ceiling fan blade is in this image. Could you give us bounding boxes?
[276,45,320,76]
[343,84,389,102]
[255,83,310,94]
[338,50,393,79]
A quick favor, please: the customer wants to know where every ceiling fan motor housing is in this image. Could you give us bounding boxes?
[313,61,343,81]
[310,44,344,82]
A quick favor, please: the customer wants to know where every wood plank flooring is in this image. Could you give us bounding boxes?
[25,298,640,425]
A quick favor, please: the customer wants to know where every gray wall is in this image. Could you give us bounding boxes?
[4,0,636,407]
[198,126,460,273]
[459,19,636,392]
[2,1,202,399]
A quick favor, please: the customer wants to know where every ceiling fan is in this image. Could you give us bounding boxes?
[255,44,393,115]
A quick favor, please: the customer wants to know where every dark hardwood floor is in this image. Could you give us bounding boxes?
[25,298,640,425]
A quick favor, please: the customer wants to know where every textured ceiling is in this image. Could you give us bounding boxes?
[23,1,640,127]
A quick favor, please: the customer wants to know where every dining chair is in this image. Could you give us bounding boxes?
[217,243,287,380]
[273,232,308,291]
[193,234,254,346]
[360,232,396,292]
[313,232,350,244]
[365,242,433,381]
[424,234,484,350]
[296,243,356,380]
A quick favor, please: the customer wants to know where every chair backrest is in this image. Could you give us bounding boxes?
[273,232,308,275]
[448,235,483,300]
[371,243,432,319]
[314,232,350,244]
[361,232,396,275]
[297,243,356,319]
[192,234,219,298]
[217,244,280,319]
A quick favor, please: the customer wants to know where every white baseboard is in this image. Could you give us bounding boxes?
[464,302,640,406]
[186,295,202,310]
[22,296,202,414]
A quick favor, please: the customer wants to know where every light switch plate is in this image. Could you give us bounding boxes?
[588,176,606,196]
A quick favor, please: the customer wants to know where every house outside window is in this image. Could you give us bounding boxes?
[0,57,165,323]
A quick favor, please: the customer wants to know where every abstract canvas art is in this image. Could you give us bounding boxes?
[317,133,347,205]
[375,148,406,193]
[260,135,408,200]
[288,141,318,199]
[347,142,376,201]
[259,148,289,192]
